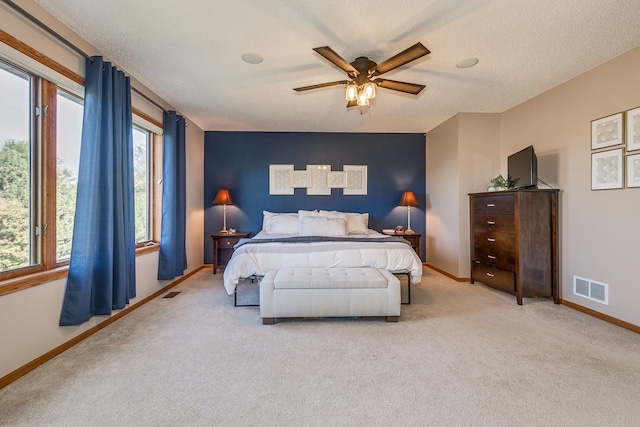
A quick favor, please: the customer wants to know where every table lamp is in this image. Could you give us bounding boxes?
[398,191,419,234]
[212,189,234,233]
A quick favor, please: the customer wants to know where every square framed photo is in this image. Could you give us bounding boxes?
[290,170,311,188]
[627,153,640,188]
[592,148,623,190]
[591,112,623,150]
[269,164,294,195]
[306,165,331,195]
[626,107,640,152]
[343,165,368,195]
[327,171,346,188]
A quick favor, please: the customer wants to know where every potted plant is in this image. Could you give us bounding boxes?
[489,174,519,191]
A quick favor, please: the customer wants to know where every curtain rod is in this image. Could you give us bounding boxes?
[2,0,168,114]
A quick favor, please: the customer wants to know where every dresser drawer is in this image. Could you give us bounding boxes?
[473,230,516,253]
[472,214,515,233]
[471,194,515,215]
[473,246,515,270]
[472,263,515,295]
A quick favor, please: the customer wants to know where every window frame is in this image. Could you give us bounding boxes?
[0,43,163,295]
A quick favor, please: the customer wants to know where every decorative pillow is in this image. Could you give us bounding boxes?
[319,210,369,234]
[345,213,369,234]
[297,209,320,233]
[262,211,299,234]
[299,215,348,237]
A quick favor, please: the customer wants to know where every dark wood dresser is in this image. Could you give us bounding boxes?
[469,189,559,305]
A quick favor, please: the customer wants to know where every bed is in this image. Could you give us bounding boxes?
[222,210,423,295]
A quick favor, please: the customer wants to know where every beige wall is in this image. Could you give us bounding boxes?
[0,1,205,379]
[501,46,640,326]
[427,47,640,327]
[426,115,460,275]
[426,113,500,277]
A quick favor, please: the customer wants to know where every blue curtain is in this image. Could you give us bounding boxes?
[60,57,136,326]
[157,111,187,280]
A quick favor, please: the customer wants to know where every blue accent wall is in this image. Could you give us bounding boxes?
[204,132,426,262]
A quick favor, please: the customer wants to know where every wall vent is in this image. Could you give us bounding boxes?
[573,276,608,305]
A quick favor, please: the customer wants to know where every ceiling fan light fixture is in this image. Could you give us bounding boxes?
[363,82,376,99]
[345,83,358,101]
[356,90,369,107]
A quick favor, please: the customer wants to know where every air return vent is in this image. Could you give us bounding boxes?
[573,276,608,305]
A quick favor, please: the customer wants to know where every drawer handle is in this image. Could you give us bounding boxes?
[487,238,496,242]
[486,273,495,277]
[487,255,496,259]
[487,221,496,225]
[486,203,496,207]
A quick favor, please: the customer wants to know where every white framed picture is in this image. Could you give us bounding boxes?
[626,107,640,152]
[306,165,331,195]
[269,164,294,195]
[290,170,311,188]
[627,153,640,188]
[591,148,623,190]
[343,165,368,195]
[327,171,346,188]
[591,112,623,150]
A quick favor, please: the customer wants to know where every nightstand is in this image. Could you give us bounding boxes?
[211,232,250,274]
[394,232,421,257]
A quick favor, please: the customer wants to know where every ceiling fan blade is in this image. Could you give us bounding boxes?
[374,78,426,95]
[346,100,357,108]
[370,42,430,76]
[313,46,359,76]
[293,80,349,92]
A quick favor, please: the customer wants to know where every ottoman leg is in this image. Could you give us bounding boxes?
[386,316,399,322]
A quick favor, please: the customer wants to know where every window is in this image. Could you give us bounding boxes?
[0,52,161,287]
[133,126,152,243]
[0,60,37,274]
[56,90,83,261]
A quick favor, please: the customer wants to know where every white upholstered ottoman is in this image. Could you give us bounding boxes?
[259,267,401,324]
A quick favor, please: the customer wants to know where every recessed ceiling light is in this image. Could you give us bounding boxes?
[241,53,263,64]
[456,57,479,69]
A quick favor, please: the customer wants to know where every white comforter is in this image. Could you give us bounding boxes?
[222,231,423,295]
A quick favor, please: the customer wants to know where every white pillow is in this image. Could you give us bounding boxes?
[319,210,369,234]
[262,211,299,234]
[297,209,320,234]
[345,213,369,234]
[299,215,348,237]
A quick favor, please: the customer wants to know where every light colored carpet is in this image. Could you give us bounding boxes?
[1,268,639,426]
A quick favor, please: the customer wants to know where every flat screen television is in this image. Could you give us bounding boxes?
[507,145,537,189]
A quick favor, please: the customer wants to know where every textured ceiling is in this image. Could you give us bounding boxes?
[35,0,640,133]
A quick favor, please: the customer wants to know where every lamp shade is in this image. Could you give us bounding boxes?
[399,191,419,207]
[212,189,233,205]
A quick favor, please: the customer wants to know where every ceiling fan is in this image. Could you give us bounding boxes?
[293,42,430,108]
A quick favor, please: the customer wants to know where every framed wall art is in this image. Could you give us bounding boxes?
[626,107,640,152]
[327,171,346,188]
[269,164,294,195]
[306,165,331,195]
[591,148,623,190]
[290,170,311,188]
[627,153,640,188]
[343,165,368,195]
[591,112,623,150]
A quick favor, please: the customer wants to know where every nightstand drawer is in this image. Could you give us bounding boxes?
[218,237,240,248]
